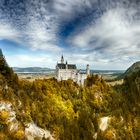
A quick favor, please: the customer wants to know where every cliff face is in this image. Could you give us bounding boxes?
[0,101,54,140]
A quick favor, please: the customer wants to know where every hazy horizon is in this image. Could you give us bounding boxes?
[12,66,125,71]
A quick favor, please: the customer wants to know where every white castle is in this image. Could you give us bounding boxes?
[56,55,90,85]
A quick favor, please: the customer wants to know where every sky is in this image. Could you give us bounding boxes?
[0,0,140,70]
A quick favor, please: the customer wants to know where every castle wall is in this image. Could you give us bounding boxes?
[56,69,77,81]
[56,68,87,86]
[76,73,87,85]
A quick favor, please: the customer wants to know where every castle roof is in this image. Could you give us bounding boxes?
[57,63,76,69]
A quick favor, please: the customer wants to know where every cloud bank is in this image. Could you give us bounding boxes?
[0,0,140,69]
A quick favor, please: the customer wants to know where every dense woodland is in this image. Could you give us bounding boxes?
[0,54,140,140]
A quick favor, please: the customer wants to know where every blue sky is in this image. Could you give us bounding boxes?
[0,0,140,70]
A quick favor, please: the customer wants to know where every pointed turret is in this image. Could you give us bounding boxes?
[66,61,68,69]
[86,64,90,76]
[61,55,64,64]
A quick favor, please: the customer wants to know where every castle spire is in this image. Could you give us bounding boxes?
[61,55,64,64]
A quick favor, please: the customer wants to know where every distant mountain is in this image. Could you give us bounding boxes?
[13,67,55,73]
[93,70,124,75]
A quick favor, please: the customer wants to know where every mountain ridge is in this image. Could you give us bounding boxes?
[124,61,140,76]
[12,67,54,73]
[118,61,140,79]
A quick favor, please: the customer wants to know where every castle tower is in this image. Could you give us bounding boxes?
[61,55,64,64]
[66,61,68,69]
[86,64,90,76]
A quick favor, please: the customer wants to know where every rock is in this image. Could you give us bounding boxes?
[93,132,97,139]
[99,116,110,131]
[0,102,16,123]
[25,123,54,140]
[0,102,55,140]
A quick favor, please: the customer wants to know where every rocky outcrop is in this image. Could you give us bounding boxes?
[0,101,55,140]
[25,123,54,140]
[99,116,110,131]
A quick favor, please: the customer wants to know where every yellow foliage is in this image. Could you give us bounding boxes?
[14,130,24,139]
[104,129,115,140]
[0,132,8,140]
[0,110,9,124]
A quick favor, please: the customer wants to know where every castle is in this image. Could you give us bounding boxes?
[56,55,90,85]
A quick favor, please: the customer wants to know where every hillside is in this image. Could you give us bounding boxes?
[123,69,140,108]
[121,61,140,78]
[0,51,54,140]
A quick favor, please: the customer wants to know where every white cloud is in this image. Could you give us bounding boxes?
[25,18,62,52]
[5,54,58,68]
[0,23,19,41]
[0,0,99,53]
[52,0,97,20]
[68,6,140,69]
[0,1,62,52]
